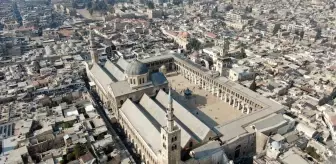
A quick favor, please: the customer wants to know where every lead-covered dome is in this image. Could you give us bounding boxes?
[271,141,282,150]
[125,59,148,76]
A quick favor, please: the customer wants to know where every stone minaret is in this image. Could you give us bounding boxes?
[160,88,181,164]
[89,28,98,64]
[220,39,230,56]
[167,88,174,131]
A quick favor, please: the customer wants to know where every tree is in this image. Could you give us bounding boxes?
[147,1,154,9]
[305,146,321,161]
[74,143,87,158]
[249,79,257,91]
[66,153,76,161]
[186,38,201,51]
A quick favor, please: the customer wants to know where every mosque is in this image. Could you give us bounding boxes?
[85,28,286,164]
[84,29,230,164]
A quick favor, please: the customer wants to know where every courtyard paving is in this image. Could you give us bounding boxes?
[167,73,244,127]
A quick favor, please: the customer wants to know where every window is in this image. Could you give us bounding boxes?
[189,142,193,148]
[234,145,241,159]
[172,144,177,150]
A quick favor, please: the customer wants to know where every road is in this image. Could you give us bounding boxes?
[83,76,141,163]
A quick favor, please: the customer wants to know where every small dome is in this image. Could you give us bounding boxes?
[45,45,51,51]
[53,44,59,50]
[65,47,71,52]
[69,42,75,48]
[271,141,281,150]
[61,43,68,50]
[125,59,148,76]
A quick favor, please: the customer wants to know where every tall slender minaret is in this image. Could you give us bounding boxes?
[160,87,181,164]
[89,28,98,64]
[167,88,174,132]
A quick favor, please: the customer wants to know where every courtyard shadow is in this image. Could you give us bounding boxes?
[171,90,219,128]
[193,106,219,128]
[192,94,208,107]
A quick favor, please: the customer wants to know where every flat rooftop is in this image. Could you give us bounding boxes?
[167,74,244,128]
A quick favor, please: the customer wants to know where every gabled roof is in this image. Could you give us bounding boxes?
[89,63,114,92]
[151,72,168,86]
[116,58,129,72]
[155,90,215,141]
[119,99,161,154]
[104,60,125,81]
[139,94,198,148]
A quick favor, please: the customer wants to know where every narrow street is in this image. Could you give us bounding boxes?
[83,75,141,163]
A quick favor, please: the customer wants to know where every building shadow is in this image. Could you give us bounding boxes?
[171,90,219,129]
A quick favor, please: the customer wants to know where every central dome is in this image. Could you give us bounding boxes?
[125,59,148,75]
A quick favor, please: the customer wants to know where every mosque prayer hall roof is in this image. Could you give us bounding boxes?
[125,59,149,75]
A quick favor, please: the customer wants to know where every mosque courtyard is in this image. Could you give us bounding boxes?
[166,73,244,127]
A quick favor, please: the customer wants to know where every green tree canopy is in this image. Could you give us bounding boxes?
[74,143,87,158]
[66,153,76,161]
[186,38,201,51]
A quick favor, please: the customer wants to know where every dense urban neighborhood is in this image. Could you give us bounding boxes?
[0,0,336,164]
